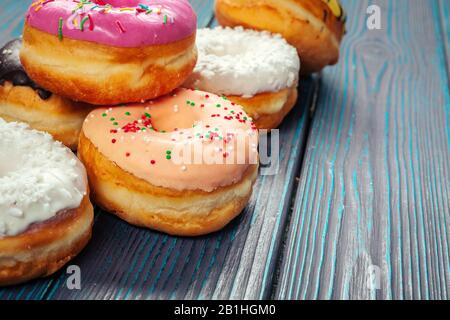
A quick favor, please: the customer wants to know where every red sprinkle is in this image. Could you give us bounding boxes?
[112,139,117,144]
[150,160,156,165]
[116,21,126,33]
[88,14,94,31]
[126,152,130,157]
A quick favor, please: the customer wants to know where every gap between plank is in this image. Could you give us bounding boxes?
[269,74,322,299]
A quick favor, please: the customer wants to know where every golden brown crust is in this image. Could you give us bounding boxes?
[20,25,198,105]
[226,85,298,129]
[215,0,345,74]
[0,81,93,150]
[78,132,258,236]
[0,195,94,286]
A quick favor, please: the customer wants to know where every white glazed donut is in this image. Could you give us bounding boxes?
[0,118,93,286]
[185,26,300,129]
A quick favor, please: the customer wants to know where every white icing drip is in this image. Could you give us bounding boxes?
[0,119,87,237]
[185,27,300,96]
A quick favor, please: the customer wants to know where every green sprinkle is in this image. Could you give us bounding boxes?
[166,150,172,154]
[186,100,191,105]
[58,17,63,41]
[190,102,195,106]
[80,16,89,31]
[102,113,107,117]
[125,112,131,116]
[216,104,221,108]
[144,112,151,118]
[166,155,172,160]
[141,127,146,131]
[214,128,219,131]
[113,122,118,126]
[110,117,115,121]
[163,15,167,24]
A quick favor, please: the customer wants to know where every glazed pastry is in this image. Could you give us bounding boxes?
[215,0,346,74]
[20,0,198,105]
[78,88,259,236]
[0,119,93,286]
[185,27,300,129]
[0,39,93,150]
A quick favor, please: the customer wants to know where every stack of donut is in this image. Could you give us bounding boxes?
[0,0,345,286]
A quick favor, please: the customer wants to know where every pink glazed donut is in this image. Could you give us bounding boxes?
[20,0,198,105]
[78,88,259,236]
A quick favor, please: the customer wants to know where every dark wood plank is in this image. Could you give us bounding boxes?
[275,0,450,300]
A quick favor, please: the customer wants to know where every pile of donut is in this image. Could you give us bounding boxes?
[0,0,345,285]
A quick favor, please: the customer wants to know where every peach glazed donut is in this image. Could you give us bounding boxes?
[0,39,93,150]
[184,27,300,130]
[78,88,259,236]
[0,119,94,286]
[215,0,346,74]
[20,0,197,105]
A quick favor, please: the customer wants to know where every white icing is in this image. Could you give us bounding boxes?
[185,27,300,97]
[0,118,87,237]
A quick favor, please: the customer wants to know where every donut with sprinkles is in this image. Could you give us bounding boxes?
[78,88,259,236]
[20,0,198,105]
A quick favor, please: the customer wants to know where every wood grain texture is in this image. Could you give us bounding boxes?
[275,0,450,300]
[0,0,315,299]
[439,0,450,75]
[0,0,28,45]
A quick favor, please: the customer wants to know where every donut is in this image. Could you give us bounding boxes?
[184,27,300,130]
[215,0,346,74]
[20,0,198,105]
[78,88,259,236]
[0,119,93,286]
[0,39,93,150]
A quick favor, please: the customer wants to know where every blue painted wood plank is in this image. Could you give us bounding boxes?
[0,0,28,46]
[439,0,450,74]
[275,0,450,300]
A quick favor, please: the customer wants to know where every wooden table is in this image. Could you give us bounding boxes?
[0,0,448,300]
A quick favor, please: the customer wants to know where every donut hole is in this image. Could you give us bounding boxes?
[148,105,204,132]
[95,0,142,8]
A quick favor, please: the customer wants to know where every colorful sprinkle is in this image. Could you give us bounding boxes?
[58,17,63,41]
[116,20,126,33]
[80,16,89,31]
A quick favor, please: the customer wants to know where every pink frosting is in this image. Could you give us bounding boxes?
[26,0,197,47]
[82,88,259,192]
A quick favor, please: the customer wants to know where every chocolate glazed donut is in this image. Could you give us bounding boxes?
[0,39,51,100]
[0,39,94,150]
